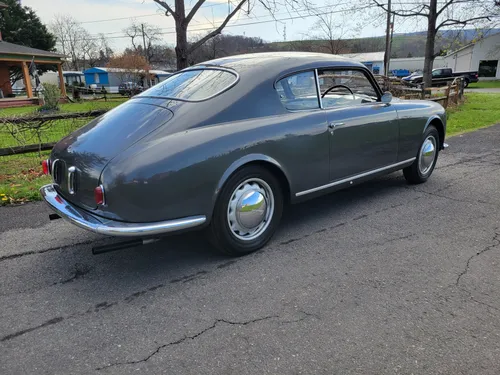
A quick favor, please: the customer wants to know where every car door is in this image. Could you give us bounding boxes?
[317,68,399,181]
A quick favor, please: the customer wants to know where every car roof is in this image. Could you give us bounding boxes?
[193,52,367,80]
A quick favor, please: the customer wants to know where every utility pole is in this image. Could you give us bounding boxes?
[383,0,391,76]
[387,12,395,72]
[141,23,151,88]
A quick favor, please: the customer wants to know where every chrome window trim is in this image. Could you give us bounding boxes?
[296,158,416,197]
[136,66,240,103]
[275,70,321,112]
[314,69,323,109]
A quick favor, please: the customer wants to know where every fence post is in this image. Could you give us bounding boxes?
[459,78,464,101]
[444,83,451,109]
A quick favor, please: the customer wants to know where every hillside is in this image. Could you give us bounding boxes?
[267,28,500,58]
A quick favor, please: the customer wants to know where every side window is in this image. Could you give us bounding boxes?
[275,71,319,111]
[432,69,442,77]
[317,69,378,109]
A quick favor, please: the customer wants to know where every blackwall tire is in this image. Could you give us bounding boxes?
[403,125,440,184]
[208,166,284,256]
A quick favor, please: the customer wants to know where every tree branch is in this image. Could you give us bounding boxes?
[436,0,455,16]
[153,0,177,20]
[372,0,427,17]
[436,15,491,30]
[187,0,247,54]
[185,0,206,26]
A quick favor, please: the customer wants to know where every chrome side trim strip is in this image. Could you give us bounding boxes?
[40,184,206,237]
[296,158,416,197]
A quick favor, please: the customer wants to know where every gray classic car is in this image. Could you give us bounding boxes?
[40,52,446,256]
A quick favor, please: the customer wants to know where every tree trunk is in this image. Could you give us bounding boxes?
[176,23,189,70]
[423,0,437,88]
[175,0,188,70]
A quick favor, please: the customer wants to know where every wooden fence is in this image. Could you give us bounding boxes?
[0,110,107,157]
[375,75,465,109]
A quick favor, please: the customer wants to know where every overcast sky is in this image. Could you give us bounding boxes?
[22,0,424,52]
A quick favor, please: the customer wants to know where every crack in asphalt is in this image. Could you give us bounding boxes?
[95,315,279,371]
[456,230,500,287]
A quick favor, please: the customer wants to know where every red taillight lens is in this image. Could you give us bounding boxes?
[42,159,49,175]
[94,185,105,205]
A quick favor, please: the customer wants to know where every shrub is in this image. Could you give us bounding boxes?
[39,83,61,111]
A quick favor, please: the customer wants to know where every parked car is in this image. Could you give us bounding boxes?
[118,82,143,96]
[405,67,478,87]
[402,70,423,82]
[40,52,447,256]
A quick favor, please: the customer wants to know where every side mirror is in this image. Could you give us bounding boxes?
[381,92,392,104]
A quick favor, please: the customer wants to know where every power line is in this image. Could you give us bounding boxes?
[85,1,369,38]
[74,3,380,42]
[80,2,226,24]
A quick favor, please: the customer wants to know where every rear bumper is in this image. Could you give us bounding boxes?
[40,184,207,237]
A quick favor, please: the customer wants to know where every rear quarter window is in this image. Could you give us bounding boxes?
[138,68,237,101]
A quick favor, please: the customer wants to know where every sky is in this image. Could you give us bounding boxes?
[22,0,424,52]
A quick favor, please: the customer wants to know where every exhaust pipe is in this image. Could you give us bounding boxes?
[92,238,160,255]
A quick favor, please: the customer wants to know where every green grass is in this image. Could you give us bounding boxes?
[0,98,128,117]
[0,152,51,205]
[467,80,500,89]
[447,93,500,136]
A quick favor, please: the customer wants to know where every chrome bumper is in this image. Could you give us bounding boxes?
[40,184,207,237]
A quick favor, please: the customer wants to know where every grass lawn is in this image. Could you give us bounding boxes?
[0,98,128,117]
[467,80,500,89]
[447,93,500,136]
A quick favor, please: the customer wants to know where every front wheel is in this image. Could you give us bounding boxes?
[208,166,284,256]
[403,125,439,184]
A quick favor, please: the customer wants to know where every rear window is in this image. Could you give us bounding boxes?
[138,68,237,101]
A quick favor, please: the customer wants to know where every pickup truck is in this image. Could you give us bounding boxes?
[403,67,479,87]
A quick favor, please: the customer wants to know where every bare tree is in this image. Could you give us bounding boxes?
[50,15,84,70]
[123,22,162,63]
[152,0,312,70]
[372,0,499,87]
[80,33,111,68]
[309,6,358,54]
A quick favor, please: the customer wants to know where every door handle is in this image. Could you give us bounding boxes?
[328,122,344,129]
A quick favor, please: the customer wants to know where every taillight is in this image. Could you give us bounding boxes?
[42,159,50,175]
[94,185,105,205]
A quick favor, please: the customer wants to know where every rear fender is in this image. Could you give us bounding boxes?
[213,153,291,204]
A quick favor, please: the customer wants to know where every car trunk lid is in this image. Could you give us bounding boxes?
[51,101,173,210]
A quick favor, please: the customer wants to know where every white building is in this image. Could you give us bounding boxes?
[339,51,445,76]
[443,32,500,80]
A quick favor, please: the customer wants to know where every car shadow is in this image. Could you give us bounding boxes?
[83,173,410,275]
[6,172,413,310]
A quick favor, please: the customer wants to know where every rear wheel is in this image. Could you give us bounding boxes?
[208,166,283,256]
[403,125,439,184]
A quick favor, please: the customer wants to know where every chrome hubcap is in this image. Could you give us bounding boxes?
[227,178,274,241]
[419,135,437,175]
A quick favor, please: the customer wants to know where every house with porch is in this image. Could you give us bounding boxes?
[0,40,66,108]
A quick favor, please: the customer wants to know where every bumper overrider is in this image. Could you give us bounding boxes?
[40,184,206,237]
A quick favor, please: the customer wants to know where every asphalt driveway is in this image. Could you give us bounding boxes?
[1,124,500,375]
